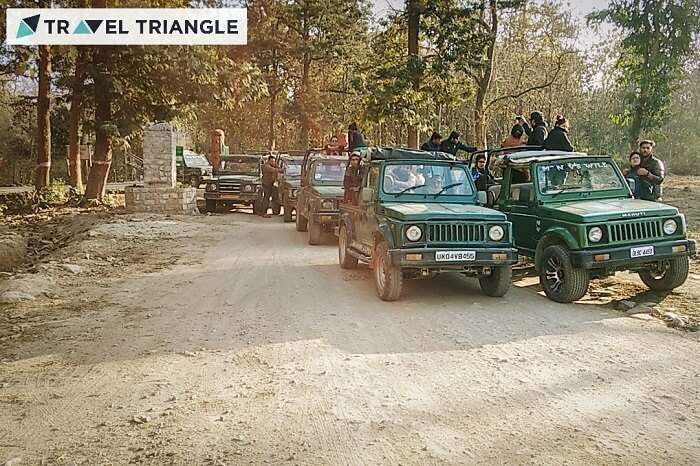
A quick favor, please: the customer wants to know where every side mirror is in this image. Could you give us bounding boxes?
[477,191,487,205]
[361,188,374,203]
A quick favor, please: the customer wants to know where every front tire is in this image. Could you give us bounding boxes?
[374,241,402,301]
[296,210,308,232]
[283,196,293,223]
[253,199,264,216]
[308,218,322,245]
[639,256,689,291]
[205,199,217,213]
[339,225,358,269]
[479,265,512,297]
[539,245,590,303]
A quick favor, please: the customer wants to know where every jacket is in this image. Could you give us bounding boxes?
[348,130,366,151]
[440,139,476,156]
[343,165,362,203]
[421,140,441,151]
[523,122,548,147]
[262,161,278,186]
[639,154,665,201]
[471,167,495,191]
[501,135,524,148]
[623,166,644,199]
[543,126,574,152]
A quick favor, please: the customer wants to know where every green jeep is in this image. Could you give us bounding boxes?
[338,148,518,301]
[488,150,696,303]
[176,150,213,188]
[296,153,347,245]
[276,153,304,223]
[204,153,279,214]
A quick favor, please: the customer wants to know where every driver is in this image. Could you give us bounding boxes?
[387,165,423,191]
[426,174,444,193]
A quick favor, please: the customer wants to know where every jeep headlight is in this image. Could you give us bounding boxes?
[321,199,334,210]
[206,183,217,192]
[488,225,505,242]
[663,219,678,235]
[405,225,422,242]
[588,226,603,243]
[243,184,253,192]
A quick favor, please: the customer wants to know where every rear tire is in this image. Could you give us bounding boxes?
[283,197,293,223]
[639,256,689,291]
[339,225,358,269]
[479,265,512,297]
[308,218,322,245]
[374,241,402,301]
[539,245,590,303]
[253,199,264,216]
[296,210,308,232]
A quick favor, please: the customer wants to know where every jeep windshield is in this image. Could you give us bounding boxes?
[284,161,302,178]
[537,159,625,196]
[183,154,210,167]
[382,163,474,197]
[310,160,346,185]
[218,157,259,175]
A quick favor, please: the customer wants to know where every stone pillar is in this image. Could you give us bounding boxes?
[124,121,198,215]
[143,122,176,188]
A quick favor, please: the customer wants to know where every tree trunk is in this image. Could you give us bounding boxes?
[268,88,277,150]
[35,44,52,189]
[472,0,498,150]
[300,57,311,149]
[68,47,88,191]
[84,44,113,200]
[407,0,420,149]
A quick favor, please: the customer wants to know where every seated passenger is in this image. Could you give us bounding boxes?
[425,174,443,194]
[471,154,495,191]
[386,165,423,191]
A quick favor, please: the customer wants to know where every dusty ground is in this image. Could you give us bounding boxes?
[0,179,699,465]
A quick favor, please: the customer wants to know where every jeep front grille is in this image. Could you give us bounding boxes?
[608,219,663,243]
[428,223,486,243]
[219,181,241,193]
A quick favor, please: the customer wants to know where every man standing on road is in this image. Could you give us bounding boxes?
[637,139,665,201]
[440,131,477,157]
[261,155,279,218]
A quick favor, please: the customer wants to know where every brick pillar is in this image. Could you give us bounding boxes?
[143,122,176,188]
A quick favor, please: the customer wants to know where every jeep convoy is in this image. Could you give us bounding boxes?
[200,146,695,305]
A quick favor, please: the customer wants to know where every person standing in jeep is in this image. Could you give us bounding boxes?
[261,155,279,218]
[637,139,665,201]
[440,131,476,157]
[518,112,548,147]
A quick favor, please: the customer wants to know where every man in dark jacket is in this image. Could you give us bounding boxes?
[348,122,366,151]
[261,155,279,217]
[440,131,476,156]
[421,132,442,151]
[637,140,665,201]
[543,115,574,152]
[519,112,548,147]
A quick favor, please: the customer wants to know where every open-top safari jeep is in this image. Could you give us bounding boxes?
[485,149,696,303]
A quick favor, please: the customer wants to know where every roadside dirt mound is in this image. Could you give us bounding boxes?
[0,231,27,272]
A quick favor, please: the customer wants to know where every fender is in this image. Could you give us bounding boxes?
[340,211,355,240]
[376,222,396,249]
[534,227,580,272]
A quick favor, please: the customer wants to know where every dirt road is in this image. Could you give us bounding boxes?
[1,213,699,465]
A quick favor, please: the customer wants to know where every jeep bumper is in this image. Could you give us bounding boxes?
[388,247,518,268]
[570,239,696,270]
[204,192,259,203]
[312,211,339,224]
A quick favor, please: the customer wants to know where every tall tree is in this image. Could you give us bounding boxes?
[67,47,88,191]
[589,0,700,149]
[406,0,420,148]
[34,43,52,188]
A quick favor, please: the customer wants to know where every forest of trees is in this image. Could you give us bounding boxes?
[0,0,699,199]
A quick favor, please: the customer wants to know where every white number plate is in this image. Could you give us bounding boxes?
[630,246,655,258]
[435,250,476,262]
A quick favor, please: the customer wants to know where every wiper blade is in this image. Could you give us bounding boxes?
[432,182,463,198]
[394,184,425,197]
[550,185,582,198]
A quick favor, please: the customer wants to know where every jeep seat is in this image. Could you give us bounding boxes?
[510,183,533,203]
[486,185,501,207]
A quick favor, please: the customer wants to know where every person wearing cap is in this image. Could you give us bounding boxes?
[343,152,363,204]
[421,132,442,151]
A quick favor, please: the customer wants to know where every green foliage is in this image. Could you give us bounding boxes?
[588,0,700,143]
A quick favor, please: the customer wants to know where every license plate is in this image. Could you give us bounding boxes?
[630,246,654,258]
[220,194,240,200]
[435,250,476,262]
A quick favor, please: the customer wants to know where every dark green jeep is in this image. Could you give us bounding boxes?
[489,150,696,303]
[176,150,213,188]
[338,148,518,301]
[296,153,347,245]
[276,153,304,222]
[204,153,277,214]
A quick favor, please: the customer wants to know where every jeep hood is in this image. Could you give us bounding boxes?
[381,202,506,221]
[542,199,678,223]
[311,186,344,198]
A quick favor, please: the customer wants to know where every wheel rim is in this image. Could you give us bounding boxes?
[544,256,564,293]
[647,262,668,280]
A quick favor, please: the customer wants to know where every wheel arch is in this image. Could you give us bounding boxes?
[534,228,578,272]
